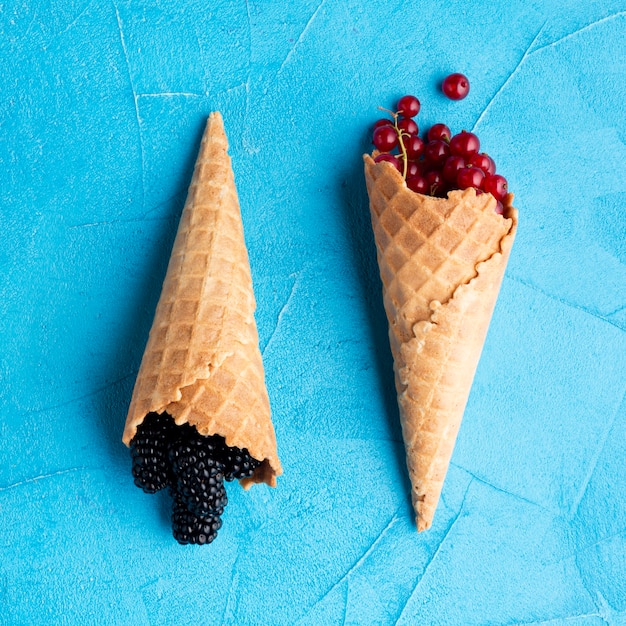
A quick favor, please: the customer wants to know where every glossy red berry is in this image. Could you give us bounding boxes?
[406,175,429,194]
[442,73,470,100]
[494,200,504,215]
[397,95,421,118]
[373,118,393,129]
[427,123,451,143]
[404,135,425,159]
[426,170,446,196]
[468,153,495,176]
[374,153,401,171]
[373,125,398,152]
[449,131,480,157]
[398,118,418,136]
[442,155,466,183]
[457,167,485,190]
[483,174,508,201]
[405,161,422,178]
[424,140,450,168]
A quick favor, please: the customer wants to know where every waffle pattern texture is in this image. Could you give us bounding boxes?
[364,154,518,530]
[124,112,281,487]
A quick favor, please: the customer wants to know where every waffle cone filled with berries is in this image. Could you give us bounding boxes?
[124,111,281,489]
[364,153,517,531]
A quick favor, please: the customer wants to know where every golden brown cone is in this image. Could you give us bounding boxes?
[363,154,517,531]
[123,112,281,488]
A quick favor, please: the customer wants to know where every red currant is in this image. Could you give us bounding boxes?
[442,155,466,183]
[373,125,398,152]
[398,118,418,136]
[449,131,480,157]
[405,161,423,178]
[397,95,421,118]
[374,153,402,172]
[426,170,446,196]
[427,123,451,143]
[404,135,425,159]
[468,153,495,176]
[442,73,470,100]
[407,175,429,194]
[457,167,485,190]
[483,174,508,201]
[373,118,393,129]
[494,200,504,215]
[424,140,450,168]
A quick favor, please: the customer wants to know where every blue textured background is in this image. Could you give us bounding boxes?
[2,1,626,624]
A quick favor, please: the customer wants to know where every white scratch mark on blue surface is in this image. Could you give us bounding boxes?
[530,11,626,56]
[298,510,401,622]
[113,0,145,210]
[23,7,39,40]
[262,273,299,356]
[394,481,472,625]
[342,579,349,626]
[277,0,327,75]
[515,612,608,625]
[0,467,88,493]
[136,92,204,98]
[471,22,546,133]
[220,547,243,626]
[68,189,184,228]
[45,0,95,45]
[27,372,136,414]
[451,461,558,515]
[569,387,626,518]
[514,592,616,626]
[507,275,626,332]
[241,0,253,141]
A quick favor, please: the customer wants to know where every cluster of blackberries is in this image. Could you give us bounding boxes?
[130,412,261,545]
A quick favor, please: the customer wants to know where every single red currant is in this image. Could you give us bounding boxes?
[424,140,450,168]
[374,153,402,172]
[494,200,504,215]
[449,131,480,157]
[405,161,422,178]
[397,95,421,118]
[406,175,429,194]
[427,123,451,143]
[468,153,495,176]
[373,118,393,129]
[398,118,418,136]
[442,155,466,183]
[483,174,508,201]
[426,170,446,196]
[457,167,485,190]
[442,73,470,100]
[404,135,425,159]
[373,125,398,152]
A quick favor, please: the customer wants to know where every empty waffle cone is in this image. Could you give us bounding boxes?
[364,154,517,531]
[123,112,281,488]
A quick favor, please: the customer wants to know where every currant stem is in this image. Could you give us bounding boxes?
[395,122,409,179]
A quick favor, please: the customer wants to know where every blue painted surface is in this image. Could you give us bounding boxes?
[2,1,625,624]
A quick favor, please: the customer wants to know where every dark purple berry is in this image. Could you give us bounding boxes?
[171,491,222,545]
[130,412,176,493]
[219,446,262,482]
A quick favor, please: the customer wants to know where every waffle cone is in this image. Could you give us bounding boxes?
[123,112,281,488]
[364,155,517,531]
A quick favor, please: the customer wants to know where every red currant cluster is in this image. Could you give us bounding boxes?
[371,94,509,214]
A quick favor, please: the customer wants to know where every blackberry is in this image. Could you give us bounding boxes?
[171,492,222,545]
[169,428,228,517]
[219,446,262,482]
[130,412,176,493]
